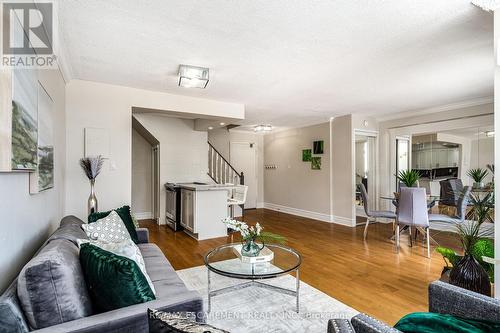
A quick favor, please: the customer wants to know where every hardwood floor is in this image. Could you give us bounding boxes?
[139,209,461,325]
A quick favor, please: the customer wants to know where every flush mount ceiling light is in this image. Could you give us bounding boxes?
[254,124,273,132]
[178,64,209,88]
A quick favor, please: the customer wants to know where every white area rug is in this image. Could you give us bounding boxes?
[176,263,358,333]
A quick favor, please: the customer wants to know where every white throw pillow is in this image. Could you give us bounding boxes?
[77,238,156,295]
[82,210,131,243]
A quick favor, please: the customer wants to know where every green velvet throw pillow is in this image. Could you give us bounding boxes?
[394,312,500,333]
[88,205,139,243]
[79,243,155,312]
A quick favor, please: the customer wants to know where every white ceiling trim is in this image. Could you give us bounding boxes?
[376,96,493,122]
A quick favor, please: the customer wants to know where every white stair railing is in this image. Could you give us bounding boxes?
[207,142,244,185]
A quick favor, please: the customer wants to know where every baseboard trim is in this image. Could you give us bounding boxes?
[134,212,153,220]
[331,215,356,227]
[264,202,333,223]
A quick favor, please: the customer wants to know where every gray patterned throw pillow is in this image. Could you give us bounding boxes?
[82,210,132,242]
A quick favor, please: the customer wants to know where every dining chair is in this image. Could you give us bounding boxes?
[359,184,396,240]
[396,187,431,258]
[439,178,464,214]
[228,185,248,218]
[429,186,471,224]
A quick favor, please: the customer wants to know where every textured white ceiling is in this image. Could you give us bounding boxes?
[58,0,493,128]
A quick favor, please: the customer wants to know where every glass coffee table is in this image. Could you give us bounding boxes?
[204,243,302,313]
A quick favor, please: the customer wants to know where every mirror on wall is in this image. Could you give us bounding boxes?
[410,126,494,219]
[355,134,377,217]
[396,137,410,191]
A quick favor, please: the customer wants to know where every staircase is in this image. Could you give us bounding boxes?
[207,141,244,185]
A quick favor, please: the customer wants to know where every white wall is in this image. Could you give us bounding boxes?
[133,114,210,224]
[264,123,331,221]
[131,128,152,218]
[470,137,494,184]
[0,68,66,292]
[208,128,230,158]
[65,80,244,220]
[229,131,265,207]
[330,115,354,225]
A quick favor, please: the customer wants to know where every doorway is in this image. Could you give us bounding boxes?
[396,137,410,192]
[132,116,160,224]
[354,132,377,218]
[230,142,257,209]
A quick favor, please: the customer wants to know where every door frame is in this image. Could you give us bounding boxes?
[230,141,258,209]
[151,144,160,224]
[353,129,379,221]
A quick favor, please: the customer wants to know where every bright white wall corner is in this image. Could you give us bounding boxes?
[64,80,244,221]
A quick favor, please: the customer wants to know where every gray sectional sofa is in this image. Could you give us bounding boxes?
[328,280,500,333]
[0,215,203,333]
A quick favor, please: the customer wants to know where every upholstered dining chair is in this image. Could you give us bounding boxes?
[439,178,464,214]
[359,184,396,240]
[429,186,471,225]
[396,187,431,258]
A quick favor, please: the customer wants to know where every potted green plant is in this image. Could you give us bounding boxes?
[396,169,421,187]
[437,239,494,284]
[467,168,488,189]
[222,218,286,257]
[437,192,493,296]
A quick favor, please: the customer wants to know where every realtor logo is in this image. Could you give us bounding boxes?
[2,1,56,67]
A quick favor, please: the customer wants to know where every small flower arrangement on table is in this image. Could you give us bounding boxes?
[222,217,286,257]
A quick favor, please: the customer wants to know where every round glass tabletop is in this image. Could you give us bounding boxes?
[204,243,302,279]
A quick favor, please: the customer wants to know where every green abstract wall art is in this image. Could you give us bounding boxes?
[30,83,54,193]
[11,69,38,170]
[311,157,321,170]
[302,149,311,162]
[313,140,324,154]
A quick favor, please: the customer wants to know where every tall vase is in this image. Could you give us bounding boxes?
[449,254,491,296]
[88,179,98,215]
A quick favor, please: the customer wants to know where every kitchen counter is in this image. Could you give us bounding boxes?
[179,183,235,240]
[177,183,236,191]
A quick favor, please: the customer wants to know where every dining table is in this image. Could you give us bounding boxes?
[379,193,495,240]
[380,194,439,209]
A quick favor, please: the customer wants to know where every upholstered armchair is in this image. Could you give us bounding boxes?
[327,280,500,333]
